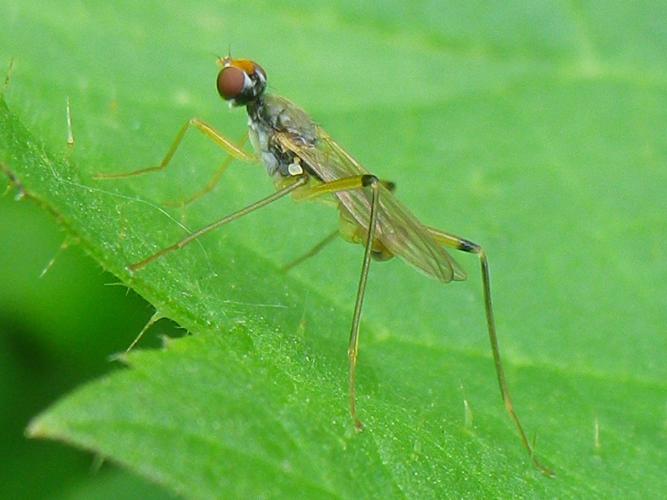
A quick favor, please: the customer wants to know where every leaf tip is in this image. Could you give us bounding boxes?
[25,414,50,439]
[159,334,174,349]
[107,350,130,365]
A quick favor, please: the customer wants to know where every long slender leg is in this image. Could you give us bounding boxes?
[282,230,339,272]
[128,176,308,272]
[130,172,380,432]
[347,176,380,430]
[164,134,251,208]
[427,227,553,476]
[2,57,15,95]
[129,173,376,273]
[94,119,255,179]
[281,178,393,272]
[288,173,382,429]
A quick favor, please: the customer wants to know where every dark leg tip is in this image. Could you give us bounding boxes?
[361,174,379,187]
[354,418,364,432]
[458,238,480,253]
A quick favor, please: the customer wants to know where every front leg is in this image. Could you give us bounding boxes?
[94,118,256,180]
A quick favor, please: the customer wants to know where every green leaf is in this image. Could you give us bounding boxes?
[2,1,666,497]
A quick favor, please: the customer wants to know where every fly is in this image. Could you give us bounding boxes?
[96,56,552,475]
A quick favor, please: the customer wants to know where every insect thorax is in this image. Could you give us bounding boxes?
[246,95,319,179]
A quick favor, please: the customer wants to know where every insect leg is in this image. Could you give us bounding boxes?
[269,179,391,271]
[348,176,380,430]
[164,134,251,208]
[281,230,339,272]
[128,176,308,273]
[94,119,255,180]
[427,227,553,476]
[294,174,377,200]
[2,57,15,95]
[298,174,381,430]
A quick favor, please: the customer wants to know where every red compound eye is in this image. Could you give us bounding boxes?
[217,66,245,100]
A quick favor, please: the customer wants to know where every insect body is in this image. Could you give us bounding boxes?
[97,56,552,475]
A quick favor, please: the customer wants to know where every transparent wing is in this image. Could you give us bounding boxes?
[275,129,466,283]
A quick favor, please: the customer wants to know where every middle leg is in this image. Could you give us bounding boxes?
[297,174,382,430]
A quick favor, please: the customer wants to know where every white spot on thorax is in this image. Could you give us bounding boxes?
[287,161,303,176]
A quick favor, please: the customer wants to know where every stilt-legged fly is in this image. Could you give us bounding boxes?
[96,56,552,475]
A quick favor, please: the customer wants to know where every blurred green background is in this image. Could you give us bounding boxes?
[1,1,666,498]
[0,187,177,497]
